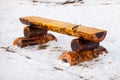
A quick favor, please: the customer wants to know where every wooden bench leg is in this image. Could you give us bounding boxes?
[13,33,57,48]
[59,45,108,66]
[71,38,99,52]
[24,26,48,38]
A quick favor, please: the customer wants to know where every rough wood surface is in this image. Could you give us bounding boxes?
[24,26,47,38]
[13,33,57,48]
[20,16,107,42]
[58,46,108,66]
[71,38,99,52]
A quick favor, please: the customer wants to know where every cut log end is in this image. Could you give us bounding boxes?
[19,17,33,26]
[58,51,80,66]
[94,31,107,42]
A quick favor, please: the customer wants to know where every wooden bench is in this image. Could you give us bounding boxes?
[18,16,108,65]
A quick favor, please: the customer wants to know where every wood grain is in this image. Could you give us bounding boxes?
[20,16,107,42]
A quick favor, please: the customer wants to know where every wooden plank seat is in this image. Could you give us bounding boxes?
[20,16,107,42]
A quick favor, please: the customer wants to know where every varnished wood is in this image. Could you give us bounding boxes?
[20,16,107,42]
[13,33,57,48]
[24,26,47,38]
[71,38,99,52]
[58,46,108,66]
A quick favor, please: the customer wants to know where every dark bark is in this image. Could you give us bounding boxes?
[13,33,57,48]
[24,26,47,38]
[71,38,99,52]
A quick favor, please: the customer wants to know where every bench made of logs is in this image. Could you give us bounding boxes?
[14,16,108,66]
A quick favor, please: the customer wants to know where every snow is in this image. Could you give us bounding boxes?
[0,0,120,80]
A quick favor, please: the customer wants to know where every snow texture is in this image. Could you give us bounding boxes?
[0,0,120,80]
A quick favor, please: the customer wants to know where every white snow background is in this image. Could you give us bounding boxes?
[0,0,120,80]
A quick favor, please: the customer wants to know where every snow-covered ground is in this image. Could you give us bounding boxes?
[0,0,120,80]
